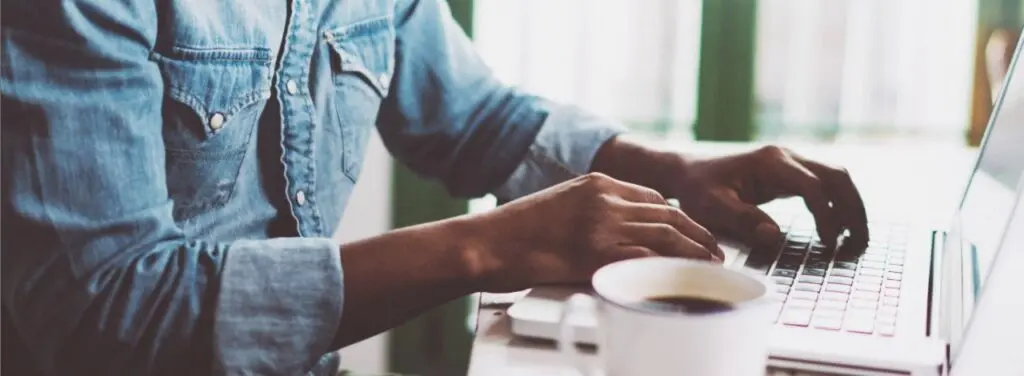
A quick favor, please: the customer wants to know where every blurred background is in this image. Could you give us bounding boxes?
[335,0,1024,375]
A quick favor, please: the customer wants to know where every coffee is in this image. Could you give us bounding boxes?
[634,295,735,315]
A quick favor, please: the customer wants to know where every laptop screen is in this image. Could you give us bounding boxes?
[947,32,1024,355]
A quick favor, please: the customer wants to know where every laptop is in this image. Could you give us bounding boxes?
[506,32,1024,375]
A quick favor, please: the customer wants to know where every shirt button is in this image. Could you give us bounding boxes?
[285,79,299,95]
[295,190,306,206]
[378,73,390,89]
[209,113,225,130]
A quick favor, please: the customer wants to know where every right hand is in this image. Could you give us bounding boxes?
[470,172,723,292]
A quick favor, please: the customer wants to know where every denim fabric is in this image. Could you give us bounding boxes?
[1,0,621,375]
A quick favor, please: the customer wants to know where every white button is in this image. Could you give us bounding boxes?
[295,191,306,206]
[286,80,299,95]
[378,73,390,88]
[209,113,225,130]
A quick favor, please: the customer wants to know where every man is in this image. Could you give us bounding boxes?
[1,0,868,375]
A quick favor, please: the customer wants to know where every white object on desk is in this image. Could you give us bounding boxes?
[556,258,773,376]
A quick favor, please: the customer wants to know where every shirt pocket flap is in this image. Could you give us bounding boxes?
[150,47,273,137]
[324,17,396,98]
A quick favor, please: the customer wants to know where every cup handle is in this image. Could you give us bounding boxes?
[558,293,597,376]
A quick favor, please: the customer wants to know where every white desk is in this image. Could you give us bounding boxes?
[467,141,979,376]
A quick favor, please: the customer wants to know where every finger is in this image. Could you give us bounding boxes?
[768,158,841,246]
[611,245,659,262]
[618,223,720,262]
[790,156,870,242]
[617,202,723,259]
[585,172,667,204]
[704,193,782,248]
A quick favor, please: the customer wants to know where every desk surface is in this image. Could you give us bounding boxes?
[467,141,979,376]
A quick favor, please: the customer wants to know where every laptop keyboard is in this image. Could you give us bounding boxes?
[744,215,907,337]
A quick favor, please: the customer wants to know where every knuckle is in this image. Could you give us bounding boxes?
[756,145,789,159]
[654,223,679,241]
[580,172,613,191]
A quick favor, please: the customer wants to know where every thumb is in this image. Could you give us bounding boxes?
[707,194,782,248]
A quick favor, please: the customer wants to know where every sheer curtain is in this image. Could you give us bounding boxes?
[473,0,703,137]
[472,0,979,143]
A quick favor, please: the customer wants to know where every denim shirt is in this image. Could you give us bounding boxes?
[1,0,622,375]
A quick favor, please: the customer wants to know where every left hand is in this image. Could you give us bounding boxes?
[590,137,869,249]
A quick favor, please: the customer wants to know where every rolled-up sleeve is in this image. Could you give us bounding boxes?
[215,239,343,375]
[378,0,550,198]
[492,106,627,201]
[381,0,626,201]
[1,2,342,375]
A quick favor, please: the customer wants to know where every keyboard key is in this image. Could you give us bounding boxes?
[887,272,903,281]
[847,308,876,319]
[828,275,854,285]
[888,266,904,274]
[878,315,897,326]
[817,299,846,311]
[882,297,899,307]
[825,284,852,294]
[770,292,788,302]
[864,247,888,255]
[855,282,881,293]
[860,261,886,270]
[879,324,896,336]
[807,261,830,271]
[884,288,900,298]
[772,269,797,278]
[862,254,887,263]
[844,316,875,334]
[813,308,844,319]
[860,276,884,284]
[777,285,791,294]
[781,309,813,327]
[809,243,829,253]
[803,268,827,277]
[798,275,825,285]
[786,299,815,310]
[849,299,877,310]
[852,291,880,301]
[820,292,849,302]
[879,306,898,317]
[888,257,905,266]
[794,283,821,293]
[790,291,819,301]
[860,268,883,277]
[774,277,794,286]
[831,269,856,278]
[813,316,843,330]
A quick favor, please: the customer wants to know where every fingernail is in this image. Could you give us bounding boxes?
[756,223,781,245]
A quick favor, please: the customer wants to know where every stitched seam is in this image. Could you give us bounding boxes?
[322,15,393,40]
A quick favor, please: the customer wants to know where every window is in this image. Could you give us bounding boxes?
[473,0,982,143]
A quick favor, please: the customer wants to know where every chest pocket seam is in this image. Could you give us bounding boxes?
[150,46,273,222]
[323,16,395,181]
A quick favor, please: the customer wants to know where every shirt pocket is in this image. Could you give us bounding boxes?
[150,46,273,221]
[324,16,395,181]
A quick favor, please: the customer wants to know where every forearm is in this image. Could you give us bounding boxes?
[333,215,489,347]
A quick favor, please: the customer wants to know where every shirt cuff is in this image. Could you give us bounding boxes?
[493,105,627,201]
[213,237,344,375]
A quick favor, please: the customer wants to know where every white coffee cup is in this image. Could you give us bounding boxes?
[558,257,773,376]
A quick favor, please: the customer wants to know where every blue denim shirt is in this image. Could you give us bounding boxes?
[1,0,622,375]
